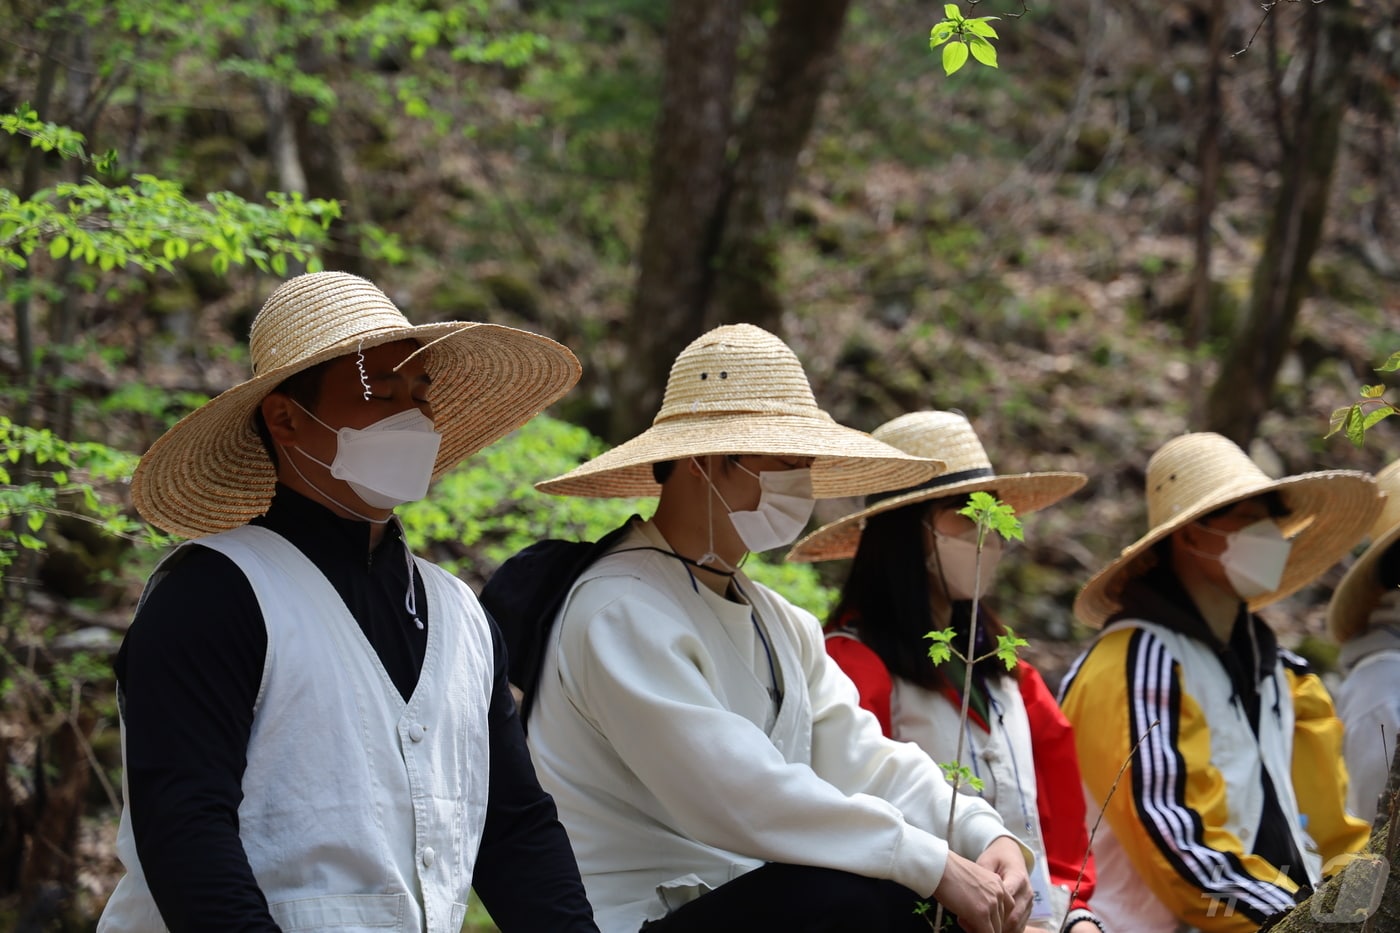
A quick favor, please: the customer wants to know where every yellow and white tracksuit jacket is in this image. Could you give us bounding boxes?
[1060,600,1368,933]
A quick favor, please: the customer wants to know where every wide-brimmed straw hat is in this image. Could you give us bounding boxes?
[787,410,1087,563]
[1075,432,1379,628]
[536,323,944,499]
[1328,460,1400,641]
[132,271,581,538]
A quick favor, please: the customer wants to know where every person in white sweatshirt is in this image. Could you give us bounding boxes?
[524,323,1033,933]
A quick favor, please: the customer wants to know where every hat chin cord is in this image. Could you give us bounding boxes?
[281,442,391,526]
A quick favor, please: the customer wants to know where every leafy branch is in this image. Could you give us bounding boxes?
[1327,351,1400,447]
[0,418,172,576]
[1,107,343,276]
[922,490,1024,930]
[929,3,1002,76]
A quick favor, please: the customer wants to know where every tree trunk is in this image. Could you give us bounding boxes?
[15,711,95,931]
[1186,0,1225,429]
[609,0,743,443]
[1262,746,1400,932]
[706,0,852,335]
[1204,0,1363,445]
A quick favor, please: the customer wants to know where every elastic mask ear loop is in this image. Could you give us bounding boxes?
[924,516,956,607]
[279,439,390,525]
[694,456,741,574]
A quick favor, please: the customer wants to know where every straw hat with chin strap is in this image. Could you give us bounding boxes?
[786,410,1087,563]
[535,323,944,499]
[132,271,581,538]
[1328,459,1400,642]
[1074,431,1380,628]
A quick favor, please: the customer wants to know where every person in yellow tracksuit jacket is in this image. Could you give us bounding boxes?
[1060,432,1377,933]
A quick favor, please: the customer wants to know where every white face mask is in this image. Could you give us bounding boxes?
[927,522,1003,601]
[1209,518,1293,600]
[710,460,816,554]
[292,402,442,509]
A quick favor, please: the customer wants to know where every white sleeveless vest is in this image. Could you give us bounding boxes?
[100,526,494,933]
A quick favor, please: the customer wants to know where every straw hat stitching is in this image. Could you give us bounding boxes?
[132,271,581,538]
[536,323,945,500]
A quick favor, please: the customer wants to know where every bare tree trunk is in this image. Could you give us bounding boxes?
[261,80,309,197]
[609,0,743,443]
[1186,0,1225,429]
[706,0,852,335]
[15,712,95,931]
[295,40,353,277]
[1204,0,1363,444]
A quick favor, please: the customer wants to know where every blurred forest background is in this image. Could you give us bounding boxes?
[2,0,1399,928]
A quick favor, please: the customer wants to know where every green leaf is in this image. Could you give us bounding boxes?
[943,40,969,75]
[1377,352,1400,373]
[1362,405,1396,432]
[929,23,956,48]
[1327,405,1354,439]
[925,628,956,666]
[26,510,44,532]
[994,629,1029,670]
[965,17,1001,39]
[49,235,70,259]
[969,36,999,68]
[1361,384,1387,399]
[944,3,963,22]
[1345,405,1366,447]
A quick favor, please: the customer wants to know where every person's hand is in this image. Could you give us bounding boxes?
[975,836,1033,932]
[931,851,1015,933]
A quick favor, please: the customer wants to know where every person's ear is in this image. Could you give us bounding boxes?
[260,393,302,446]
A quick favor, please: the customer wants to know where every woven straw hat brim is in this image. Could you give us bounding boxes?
[133,322,580,538]
[1327,519,1400,642]
[535,413,945,499]
[1074,471,1380,628]
[787,471,1086,563]
[1328,461,1400,641]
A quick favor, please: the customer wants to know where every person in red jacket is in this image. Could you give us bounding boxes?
[789,410,1103,932]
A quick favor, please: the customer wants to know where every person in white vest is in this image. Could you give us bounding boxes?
[100,272,598,933]
[1058,432,1377,933]
[786,410,1102,933]
[525,324,1034,933]
[1327,458,1400,824]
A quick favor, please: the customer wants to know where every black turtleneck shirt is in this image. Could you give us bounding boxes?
[114,486,596,932]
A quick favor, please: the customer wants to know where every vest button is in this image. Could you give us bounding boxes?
[408,722,427,742]
[422,846,436,868]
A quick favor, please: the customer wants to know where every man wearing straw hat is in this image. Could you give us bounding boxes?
[524,324,1034,933]
[101,272,597,933]
[1327,459,1400,824]
[1058,432,1378,933]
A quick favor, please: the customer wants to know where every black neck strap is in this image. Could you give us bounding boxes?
[867,466,996,505]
